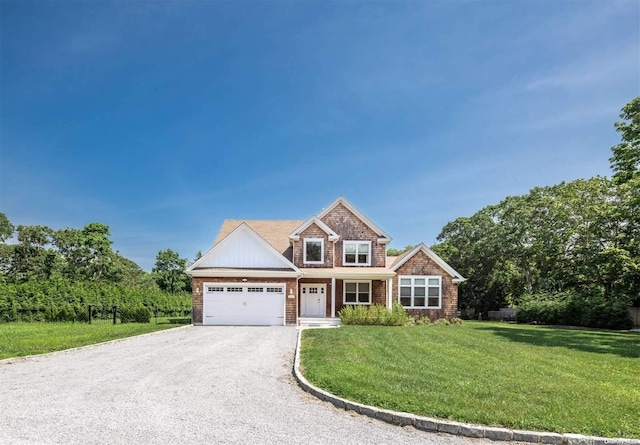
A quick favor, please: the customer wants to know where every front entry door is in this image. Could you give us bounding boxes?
[301,284,326,317]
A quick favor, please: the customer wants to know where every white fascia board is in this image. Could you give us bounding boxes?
[390,243,465,281]
[317,196,392,242]
[188,222,300,273]
[300,269,396,280]
[289,216,340,241]
[188,269,302,278]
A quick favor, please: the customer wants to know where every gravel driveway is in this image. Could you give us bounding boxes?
[1,326,496,445]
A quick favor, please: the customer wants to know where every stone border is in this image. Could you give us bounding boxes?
[293,328,638,445]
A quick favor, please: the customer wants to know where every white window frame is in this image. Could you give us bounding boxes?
[343,280,372,305]
[343,240,372,266]
[398,275,442,309]
[303,238,325,265]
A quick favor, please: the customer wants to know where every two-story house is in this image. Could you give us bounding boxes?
[187,197,464,326]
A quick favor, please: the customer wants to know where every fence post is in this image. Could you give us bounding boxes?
[113,306,117,325]
[88,305,92,324]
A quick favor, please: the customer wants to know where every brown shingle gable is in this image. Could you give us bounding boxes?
[214,220,304,260]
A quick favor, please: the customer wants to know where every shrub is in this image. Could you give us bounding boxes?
[415,316,431,325]
[517,292,632,330]
[432,318,451,326]
[0,278,191,323]
[338,303,412,326]
[450,317,464,326]
[55,303,76,322]
[120,306,152,323]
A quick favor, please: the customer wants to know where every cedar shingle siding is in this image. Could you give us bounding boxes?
[320,203,386,267]
[392,250,458,320]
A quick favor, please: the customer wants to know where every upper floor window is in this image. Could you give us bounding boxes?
[343,241,371,266]
[304,238,324,264]
[399,276,441,308]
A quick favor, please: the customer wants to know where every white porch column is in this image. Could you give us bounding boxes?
[387,278,392,310]
[331,277,336,318]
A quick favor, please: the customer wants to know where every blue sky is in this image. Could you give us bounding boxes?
[1,1,638,271]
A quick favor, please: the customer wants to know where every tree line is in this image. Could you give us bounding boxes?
[0,217,193,321]
[431,97,639,329]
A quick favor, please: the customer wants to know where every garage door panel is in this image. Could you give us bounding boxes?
[203,284,285,326]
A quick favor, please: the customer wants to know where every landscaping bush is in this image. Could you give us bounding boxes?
[338,303,412,326]
[0,279,191,323]
[517,292,632,330]
[120,306,152,323]
[432,318,451,326]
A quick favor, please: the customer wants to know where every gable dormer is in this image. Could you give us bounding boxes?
[316,197,392,268]
[289,217,339,268]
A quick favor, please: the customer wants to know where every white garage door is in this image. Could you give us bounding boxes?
[203,283,286,326]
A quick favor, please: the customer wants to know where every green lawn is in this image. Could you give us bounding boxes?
[300,322,640,439]
[0,320,188,360]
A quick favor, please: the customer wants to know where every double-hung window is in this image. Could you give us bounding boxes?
[303,238,324,264]
[399,276,441,308]
[343,241,371,266]
[344,281,371,304]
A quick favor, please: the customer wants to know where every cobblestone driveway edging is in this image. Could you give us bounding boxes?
[293,329,638,445]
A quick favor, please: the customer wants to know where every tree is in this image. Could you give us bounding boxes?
[0,213,14,242]
[11,225,57,281]
[152,249,190,293]
[53,223,117,281]
[610,97,640,184]
[386,245,414,256]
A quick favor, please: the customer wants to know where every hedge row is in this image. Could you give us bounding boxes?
[517,292,633,330]
[0,279,191,323]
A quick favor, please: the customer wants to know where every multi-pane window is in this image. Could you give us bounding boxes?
[343,241,371,266]
[344,281,371,304]
[304,238,324,264]
[399,276,441,308]
[207,286,224,292]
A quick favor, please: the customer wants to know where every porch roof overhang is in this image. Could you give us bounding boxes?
[189,267,302,278]
[299,267,396,280]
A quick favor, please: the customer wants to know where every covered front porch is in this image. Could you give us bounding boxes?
[297,267,396,326]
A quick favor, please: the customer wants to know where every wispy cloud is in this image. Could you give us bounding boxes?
[523,45,639,92]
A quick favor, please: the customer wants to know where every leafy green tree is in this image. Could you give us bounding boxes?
[434,172,639,315]
[152,249,191,293]
[0,213,15,278]
[386,245,415,256]
[53,223,119,281]
[0,213,14,242]
[609,97,640,185]
[10,225,57,282]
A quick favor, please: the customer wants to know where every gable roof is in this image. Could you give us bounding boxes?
[289,216,340,241]
[317,196,392,244]
[390,243,465,283]
[214,219,304,258]
[187,222,300,276]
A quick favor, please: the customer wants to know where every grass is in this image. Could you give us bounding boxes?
[0,318,189,360]
[300,322,640,439]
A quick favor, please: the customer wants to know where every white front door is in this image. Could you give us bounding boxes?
[301,284,326,317]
